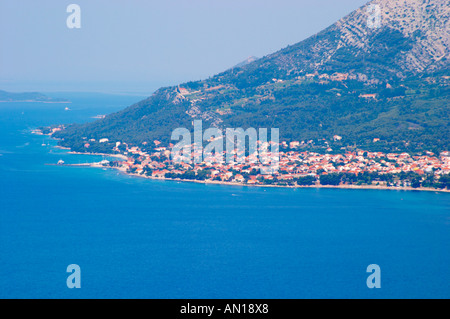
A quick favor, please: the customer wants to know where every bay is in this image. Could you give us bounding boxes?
[0,94,449,298]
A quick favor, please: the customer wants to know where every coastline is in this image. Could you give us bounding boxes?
[125,170,450,193]
[59,158,450,193]
[38,135,450,193]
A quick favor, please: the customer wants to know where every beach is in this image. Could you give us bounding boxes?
[61,156,450,193]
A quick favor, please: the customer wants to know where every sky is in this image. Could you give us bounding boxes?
[0,0,369,95]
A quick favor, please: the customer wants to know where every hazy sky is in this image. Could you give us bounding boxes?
[0,0,369,94]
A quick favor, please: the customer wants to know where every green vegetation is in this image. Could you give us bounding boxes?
[54,76,449,155]
[52,8,449,155]
[316,172,450,189]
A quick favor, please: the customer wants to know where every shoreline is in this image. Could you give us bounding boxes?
[60,160,450,193]
[38,138,450,192]
[125,171,450,193]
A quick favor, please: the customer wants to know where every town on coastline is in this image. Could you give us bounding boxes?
[37,127,450,191]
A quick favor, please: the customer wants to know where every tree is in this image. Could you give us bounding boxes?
[320,173,341,186]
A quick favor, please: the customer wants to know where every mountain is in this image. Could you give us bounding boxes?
[55,0,449,154]
[0,90,69,103]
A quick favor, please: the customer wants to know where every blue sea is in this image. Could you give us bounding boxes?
[0,93,449,299]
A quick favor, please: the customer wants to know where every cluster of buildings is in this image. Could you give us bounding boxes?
[108,140,450,187]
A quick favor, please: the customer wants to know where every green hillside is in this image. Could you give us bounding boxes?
[54,0,449,154]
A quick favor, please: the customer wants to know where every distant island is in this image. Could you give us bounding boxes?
[0,90,70,103]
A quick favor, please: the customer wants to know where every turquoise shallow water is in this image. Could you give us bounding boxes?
[0,94,449,298]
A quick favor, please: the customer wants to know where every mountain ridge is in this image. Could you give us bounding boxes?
[54,0,449,154]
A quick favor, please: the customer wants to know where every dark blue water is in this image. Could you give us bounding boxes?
[0,94,449,299]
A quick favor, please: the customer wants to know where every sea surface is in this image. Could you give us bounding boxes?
[0,93,449,299]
